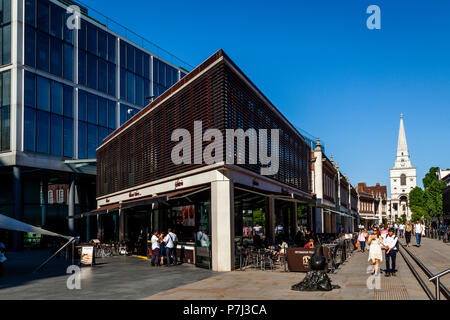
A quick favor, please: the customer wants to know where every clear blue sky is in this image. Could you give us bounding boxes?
[81,0,450,192]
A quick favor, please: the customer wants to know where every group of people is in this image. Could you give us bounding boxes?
[357,219,426,277]
[150,228,178,267]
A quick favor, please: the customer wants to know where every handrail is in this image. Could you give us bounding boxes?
[429,268,450,281]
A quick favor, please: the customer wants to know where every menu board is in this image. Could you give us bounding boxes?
[81,246,94,266]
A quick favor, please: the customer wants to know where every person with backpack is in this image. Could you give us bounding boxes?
[163,228,178,266]
[383,228,399,277]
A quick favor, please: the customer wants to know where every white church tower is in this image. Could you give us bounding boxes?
[389,113,417,221]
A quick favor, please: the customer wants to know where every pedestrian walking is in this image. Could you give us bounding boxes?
[151,231,161,266]
[163,228,178,266]
[405,221,412,247]
[394,222,399,237]
[367,227,384,275]
[357,228,368,252]
[380,224,389,238]
[399,223,405,238]
[159,232,166,266]
[414,220,423,247]
[383,228,398,277]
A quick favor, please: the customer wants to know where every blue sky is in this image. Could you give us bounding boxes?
[81,0,450,191]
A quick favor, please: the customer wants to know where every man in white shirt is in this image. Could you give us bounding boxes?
[151,231,161,266]
[163,228,178,266]
[383,228,398,277]
[414,220,423,247]
[399,223,405,238]
[394,222,399,236]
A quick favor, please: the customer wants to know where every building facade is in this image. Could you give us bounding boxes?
[389,114,416,221]
[311,142,359,234]
[0,0,189,249]
[95,50,313,271]
[357,182,388,225]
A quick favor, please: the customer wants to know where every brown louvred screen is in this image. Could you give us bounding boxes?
[97,50,311,197]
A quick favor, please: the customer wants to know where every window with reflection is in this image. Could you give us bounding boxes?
[78,19,116,96]
[0,0,11,66]
[25,0,74,80]
[0,70,10,151]
[24,71,73,157]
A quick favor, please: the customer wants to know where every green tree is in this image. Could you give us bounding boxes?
[409,186,428,221]
[424,179,446,218]
[423,167,439,189]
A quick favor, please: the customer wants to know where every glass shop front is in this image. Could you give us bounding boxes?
[121,188,212,268]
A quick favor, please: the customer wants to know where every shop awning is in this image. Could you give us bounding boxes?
[68,203,120,220]
[234,185,314,204]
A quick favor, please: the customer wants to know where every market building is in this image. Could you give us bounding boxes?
[94,49,313,272]
[0,0,190,249]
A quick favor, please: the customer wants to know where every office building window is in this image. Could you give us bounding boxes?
[25,0,74,80]
[0,0,11,66]
[24,71,74,157]
[78,89,116,159]
[119,40,151,106]
[153,58,179,99]
[0,70,10,151]
[78,19,116,96]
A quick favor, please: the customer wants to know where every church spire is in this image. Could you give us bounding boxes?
[397,113,409,158]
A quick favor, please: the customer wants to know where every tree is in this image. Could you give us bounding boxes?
[423,167,439,190]
[424,179,446,218]
[409,187,428,221]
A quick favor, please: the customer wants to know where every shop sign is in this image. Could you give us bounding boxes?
[196,246,210,257]
[175,179,184,188]
[128,190,141,198]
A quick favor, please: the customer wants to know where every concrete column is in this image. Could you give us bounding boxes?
[12,166,23,250]
[211,180,234,272]
[86,215,90,242]
[41,175,48,227]
[68,175,75,235]
[118,208,124,242]
[315,207,323,233]
[268,196,275,241]
[291,202,298,236]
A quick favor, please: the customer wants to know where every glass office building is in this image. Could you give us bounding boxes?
[0,0,190,249]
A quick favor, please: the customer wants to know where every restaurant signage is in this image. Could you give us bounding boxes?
[286,247,329,272]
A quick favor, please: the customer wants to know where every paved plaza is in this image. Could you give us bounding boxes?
[0,251,215,300]
[145,248,428,300]
[0,238,448,300]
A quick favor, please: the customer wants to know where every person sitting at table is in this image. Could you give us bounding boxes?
[304,238,315,249]
[275,239,289,262]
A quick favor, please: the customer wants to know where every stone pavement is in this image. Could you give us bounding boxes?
[145,249,428,300]
[400,236,450,288]
[0,250,214,300]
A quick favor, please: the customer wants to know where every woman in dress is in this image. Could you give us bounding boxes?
[367,227,384,275]
[405,221,413,247]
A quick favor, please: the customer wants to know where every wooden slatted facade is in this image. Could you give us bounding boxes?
[96,50,311,198]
